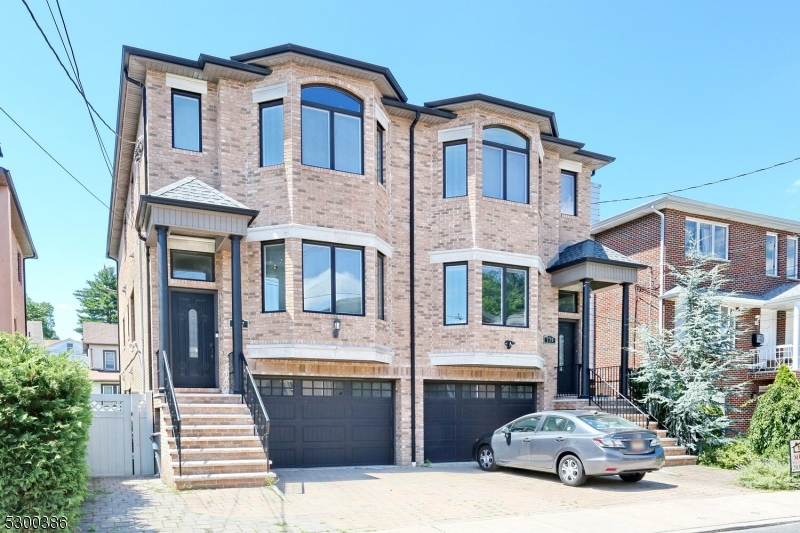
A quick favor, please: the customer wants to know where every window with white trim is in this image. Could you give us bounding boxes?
[101,384,120,394]
[788,237,797,279]
[766,233,778,276]
[685,218,728,259]
[104,350,117,371]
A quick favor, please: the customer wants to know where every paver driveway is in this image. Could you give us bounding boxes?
[78,464,800,533]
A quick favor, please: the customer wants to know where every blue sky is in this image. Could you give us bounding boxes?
[1,1,799,339]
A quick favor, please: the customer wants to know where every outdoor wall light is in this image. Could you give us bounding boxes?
[333,317,341,338]
[504,339,515,350]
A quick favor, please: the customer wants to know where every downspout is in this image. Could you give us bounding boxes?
[651,206,665,332]
[409,110,420,466]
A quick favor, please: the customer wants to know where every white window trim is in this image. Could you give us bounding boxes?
[103,350,117,371]
[252,82,288,104]
[788,236,798,279]
[559,160,583,173]
[428,248,546,275]
[685,217,729,260]
[165,73,208,95]
[437,125,473,143]
[246,223,393,258]
[766,232,779,277]
[374,103,389,130]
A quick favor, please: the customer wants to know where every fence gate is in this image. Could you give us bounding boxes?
[87,393,154,477]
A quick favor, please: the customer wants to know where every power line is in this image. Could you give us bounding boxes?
[596,156,800,204]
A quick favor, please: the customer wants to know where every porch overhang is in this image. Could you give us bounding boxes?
[547,240,646,289]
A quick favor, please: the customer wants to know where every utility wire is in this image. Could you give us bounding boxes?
[596,156,800,204]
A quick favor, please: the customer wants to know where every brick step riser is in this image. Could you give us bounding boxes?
[170,450,266,461]
[665,456,698,466]
[164,415,254,426]
[175,388,221,394]
[168,438,262,449]
[175,395,242,405]
[179,405,250,415]
[660,438,677,447]
[174,463,269,476]
[664,447,688,456]
[165,426,257,438]
[174,477,268,490]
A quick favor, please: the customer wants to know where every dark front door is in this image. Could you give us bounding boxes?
[170,291,216,388]
[557,321,578,395]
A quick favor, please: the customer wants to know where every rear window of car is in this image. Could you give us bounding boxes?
[578,415,641,430]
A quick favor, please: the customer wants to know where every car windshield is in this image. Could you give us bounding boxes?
[578,414,641,430]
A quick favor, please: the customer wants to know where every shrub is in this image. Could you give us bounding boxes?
[738,456,800,491]
[0,333,92,528]
[698,437,756,470]
[748,365,800,456]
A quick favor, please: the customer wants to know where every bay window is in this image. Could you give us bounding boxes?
[303,242,364,315]
[262,242,286,312]
[482,264,528,327]
[301,86,363,174]
[444,263,468,325]
[482,127,528,203]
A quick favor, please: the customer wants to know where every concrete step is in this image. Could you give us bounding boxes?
[165,413,254,426]
[170,447,266,461]
[654,429,668,438]
[168,435,262,449]
[663,446,688,457]
[665,454,698,466]
[175,388,221,394]
[174,471,275,490]
[178,459,269,476]
[178,403,250,415]
[175,393,241,404]
[660,437,677,447]
[166,424,257,438]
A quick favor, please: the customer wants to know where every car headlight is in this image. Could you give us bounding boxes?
[592,436,625,449]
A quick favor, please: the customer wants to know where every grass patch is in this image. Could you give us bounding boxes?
[738,457,800,491]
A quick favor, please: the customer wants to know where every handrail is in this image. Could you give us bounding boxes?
[161,350,182,476]
[239,353,270,470]
[589,367,659,430]
[555,363,582,397]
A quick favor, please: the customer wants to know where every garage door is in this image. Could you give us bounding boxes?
[257,378,394,468]
[424,382,536,463]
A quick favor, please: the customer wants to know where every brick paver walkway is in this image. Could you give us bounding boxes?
[78,464,800,533]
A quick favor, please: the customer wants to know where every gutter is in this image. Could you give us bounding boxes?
[409,110,420,466]
[651,206,665,332]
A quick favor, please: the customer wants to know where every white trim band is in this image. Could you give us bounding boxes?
[165,73,208,95]
[438,125,473,143]
[428,248,546,275]
[559,160,583,173]
[252,82,288,104]
[428,351,545,368]
[374,103,389,130]
[537,141,545,163]
[168,235,215,253]
[246,223,393,258]
[247,343,393,364]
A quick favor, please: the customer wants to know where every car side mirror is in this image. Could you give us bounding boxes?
[502,426,511,436]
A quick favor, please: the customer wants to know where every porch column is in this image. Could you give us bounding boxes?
[156,225,168,392]
[793,301,800,371]
[231,235,243,394]
[620,282,631,398]
[580,278,592,398]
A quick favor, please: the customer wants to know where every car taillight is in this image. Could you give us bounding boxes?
[650,436,661,447]
[592,436,625,449]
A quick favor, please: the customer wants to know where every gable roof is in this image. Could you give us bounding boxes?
[82,322,119,345]
[0,167,36,258]
[547,239,646,272]
[591,194,800,236]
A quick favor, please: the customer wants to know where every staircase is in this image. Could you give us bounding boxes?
[161,388,274,489]
[622,415,698,467]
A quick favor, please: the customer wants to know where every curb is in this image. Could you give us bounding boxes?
[675,518,800,533]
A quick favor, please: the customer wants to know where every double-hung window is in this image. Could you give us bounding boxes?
[444,263,468,325]
[260,101,284,166]
[376,124,385,184]
[482,264,528,327]
[172,90,201,151]
[482,127,528,203]
[560,171,577,215]
[788,237,798,279]
[303,242,364,315]
[766,233,778,276]
[103,351,117,371]
[444,140,467,197]
[685,218,728,259]
[301,86,363,174]
[262,241,286,312]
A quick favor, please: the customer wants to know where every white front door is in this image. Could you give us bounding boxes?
[786,310,794,346]
[760,309,778,365]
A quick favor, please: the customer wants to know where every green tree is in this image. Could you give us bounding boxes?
[25,296,58,339]
[74,265,118,334]
[748,365,800,456]
[634,251,751,454]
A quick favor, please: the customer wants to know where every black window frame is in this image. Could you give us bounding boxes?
[301,240,366,316]
[171,89,202,152]
[261,240,286,313]
[443,261,468,326]
[558,291,578,313]
[300,84,364,175]
[443,139,468,198]
[376,123,385,184]
[560,170,577,216]
[259,100,284,167]
[170,249,215,282]
[377,252,386,320]
[481,126,530,203]
[481,262,529,328]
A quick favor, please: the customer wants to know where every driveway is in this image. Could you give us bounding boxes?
[79,464,800,533]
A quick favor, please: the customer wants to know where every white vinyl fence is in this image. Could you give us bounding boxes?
[86,393,154,477]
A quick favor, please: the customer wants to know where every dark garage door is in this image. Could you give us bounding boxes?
[258,378,394,468]
[424,381,536,463]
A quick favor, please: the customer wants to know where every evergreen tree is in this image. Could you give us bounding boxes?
[25,297,58,339]
[748,365,800,456]
[635,251,751,454]
[73,266,118,334]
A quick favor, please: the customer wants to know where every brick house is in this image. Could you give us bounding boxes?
[0,166,36,335]
[592,194,800,432]
[107,43,636,488]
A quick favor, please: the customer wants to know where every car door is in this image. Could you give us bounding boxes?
[529,415,576,471]
[493,415,543,467]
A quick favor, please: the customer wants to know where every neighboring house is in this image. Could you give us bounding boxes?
[592,195,800,431]
[0,167,36,335]
[44,337,89,366]
[83,321,121,394]
[107,43,639,487]
[26,320,44,346]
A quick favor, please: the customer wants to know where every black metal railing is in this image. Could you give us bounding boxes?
[555,364,582,397]
[161,350,182,476]
[589,366,657,429]
[239,353,271,469]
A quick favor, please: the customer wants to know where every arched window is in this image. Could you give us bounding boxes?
[482,126,529,203]
[301,86,363,174]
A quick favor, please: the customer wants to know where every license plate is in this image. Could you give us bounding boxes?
[630,440,646,452]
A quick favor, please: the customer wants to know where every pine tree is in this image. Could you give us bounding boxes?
[73,266,118,334]
[635,251,751,454]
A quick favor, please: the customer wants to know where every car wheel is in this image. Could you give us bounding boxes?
[619,473,645,483]
[478,445,498,471]
[558,454,587,487]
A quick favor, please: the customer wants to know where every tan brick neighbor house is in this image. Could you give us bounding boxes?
[592,195,800,432]
[107,43,641,488]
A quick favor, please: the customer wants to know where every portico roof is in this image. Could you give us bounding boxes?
[547,239,647,290]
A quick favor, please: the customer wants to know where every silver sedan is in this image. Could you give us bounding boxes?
[471,410,665,486]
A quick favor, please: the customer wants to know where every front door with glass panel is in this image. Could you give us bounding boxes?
[557,321,578,395]
[170,291,216,388]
